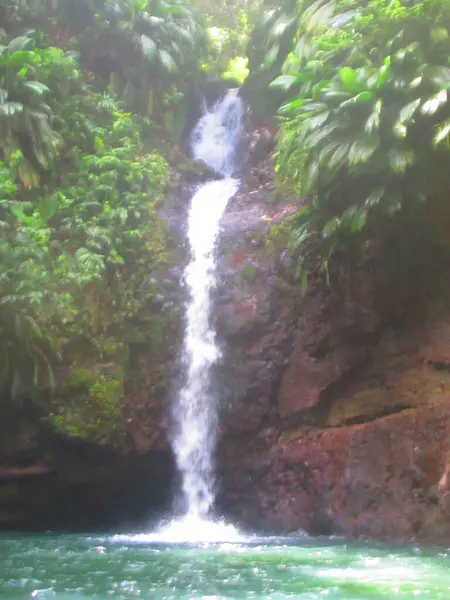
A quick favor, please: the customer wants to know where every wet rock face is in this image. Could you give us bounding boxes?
[156,153,450,544]
[220,402,450,542]
[217,245,450,543]
[213,160,300,433]
[6,136,450,541]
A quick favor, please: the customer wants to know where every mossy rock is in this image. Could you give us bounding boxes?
[242,263,260,285]
[266,217,295,254]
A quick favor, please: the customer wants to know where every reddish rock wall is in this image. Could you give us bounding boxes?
[216,205,450,542]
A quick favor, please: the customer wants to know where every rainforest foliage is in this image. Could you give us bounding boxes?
[256,0,450,288]
[3,0,450,421]
[0,0,251,404]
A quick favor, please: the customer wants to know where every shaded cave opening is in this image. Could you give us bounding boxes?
[0,436,177,534]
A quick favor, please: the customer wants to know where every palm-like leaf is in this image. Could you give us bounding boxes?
[273,0,450,279]
[0,36,58,187]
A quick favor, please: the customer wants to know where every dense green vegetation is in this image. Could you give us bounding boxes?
[261,0,450,288]
[0,1,196,424]
[0,31,170,401]
[0,0,255,443]
[3,0,450,444]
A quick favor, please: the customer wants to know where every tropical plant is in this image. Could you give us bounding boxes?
[0,35,59,188]
[243,0,299,117]
[270,0,450,289]
[79,0,205,119]
[0,37,170,399]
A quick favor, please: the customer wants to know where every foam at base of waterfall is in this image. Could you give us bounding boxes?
[114,516,245,545]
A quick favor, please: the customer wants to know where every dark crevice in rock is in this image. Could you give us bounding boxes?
[270,357,375,431]
[260,371,285,428]
[339,403,413,426]
[427,361,450,373]
[312,358,374,425]
[0,465,56,482]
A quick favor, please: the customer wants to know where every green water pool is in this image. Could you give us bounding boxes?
[1,534,449,599]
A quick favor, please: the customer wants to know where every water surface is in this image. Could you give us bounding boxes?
[1,534,450,599]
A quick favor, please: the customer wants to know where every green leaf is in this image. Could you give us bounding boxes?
[140,34,157,61]
[351,91,373,103]
[365,188,385,208]
[264,44,280,67]
[10,204,26,222]
[322,217,339,238]
[38,194,58,223]
[7,36,35,53]
[348,209,367,232]
[299,265,308,296]
[398,99,420,123]
[328,143,351,169]
[279,98,306,114]
[370,57,391,89]
[22,81,51,96]
[270,75,296,90]
[348,138,378,165]
[0,102,23,117]
[431,27,449,43]
[393,122,407,138]
[158,49,176,72]
[339,67,362,93]
[75,248,105,276]
[434,120,450,146]
[365,99,382,134]
[5,50,35,68]
[294,35,312,60]
[394,43,419,62]
[269,15,296,39]
[387,149,415,173]
[421,90,448,116]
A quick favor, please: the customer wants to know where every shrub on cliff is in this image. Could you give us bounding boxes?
[0,35,170,399]
[267,0,450,288]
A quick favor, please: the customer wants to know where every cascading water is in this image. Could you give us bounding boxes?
[172,176,239,521]
[173,89,244,522]
[133,89,246,543]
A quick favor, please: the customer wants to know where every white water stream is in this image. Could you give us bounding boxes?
[130,89,246,543]
[173,90,244,520]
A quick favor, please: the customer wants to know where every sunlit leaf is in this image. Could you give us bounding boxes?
[421,90,448,115]
[7,36,35,53]
[22,81,50,96]
[38,195,58,223]
[158,49,176,72]
[140,34,157,61]
[365,99,382,134]
[393,122,407,138]
[322,217,339,238]
[387,149,415,173]
[398,99,420,123]
[270,75,296,90]
[339,67,359,91]
[434,120,450,146]
[347,138,378,165]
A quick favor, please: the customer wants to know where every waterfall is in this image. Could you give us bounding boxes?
[172,89,244,521]
[173,177,239,519]
[169,90,245,540]
[131,89,246,543]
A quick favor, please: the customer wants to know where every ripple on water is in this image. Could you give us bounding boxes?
[1,535,450,599]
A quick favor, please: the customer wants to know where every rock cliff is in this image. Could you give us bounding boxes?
[213,159,450,544]
[2,146,450,543]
